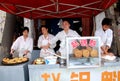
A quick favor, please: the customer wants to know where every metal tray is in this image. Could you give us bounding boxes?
[1,58,29,65]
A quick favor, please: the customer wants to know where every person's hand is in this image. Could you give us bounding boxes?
[104,45,110,54]
[101,45,110,55]
[10,49,14,55]
[101,46,108,54]
[23,50,29,55]
[104,50,108,54]
[105,45,109,51]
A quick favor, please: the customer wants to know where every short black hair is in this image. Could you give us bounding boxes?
[102,18,112,26]
[62,19,70,24]
[41,25,48,29]
[22,27,29,32]
[40,25,48,32]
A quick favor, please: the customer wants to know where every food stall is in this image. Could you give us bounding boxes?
[0,0,119,81]
[28,37,120,81]
[28,66,120,81]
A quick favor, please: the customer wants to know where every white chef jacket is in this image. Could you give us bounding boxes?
[11,36,33,58]
[50,29,80,58]
[37,34,55,57]
[95,28,113,48]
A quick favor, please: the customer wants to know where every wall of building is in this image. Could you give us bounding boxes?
[0,10,6,44]
[24,18,34,38]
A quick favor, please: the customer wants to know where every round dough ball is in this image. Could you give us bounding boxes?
[82,49,90,58]
[73,49,82,58]
[90,49,98,57]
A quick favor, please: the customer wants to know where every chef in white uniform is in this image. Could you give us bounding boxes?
[37,26,55,57]
[49,20,80,58]
[95,18,115,60]
[10,27,33,58]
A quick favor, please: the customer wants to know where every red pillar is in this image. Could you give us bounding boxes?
[82,17,93,36]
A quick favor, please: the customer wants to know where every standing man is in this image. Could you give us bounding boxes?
[95,18,116,60]
[50,19,80,58]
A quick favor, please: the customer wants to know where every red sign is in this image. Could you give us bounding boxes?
[71,39,96,48]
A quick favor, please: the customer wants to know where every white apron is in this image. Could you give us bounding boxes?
[40,36,54,57]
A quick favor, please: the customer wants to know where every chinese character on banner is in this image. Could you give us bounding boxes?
[70,72,79,81]
[102,71,118,81]
[41,73,61,81]
[80,39,88,46]
[89,39,96,47]
[79,72,90,81]
[71,40,79,48]
[70,72,90,81]
[51,73,61,81]
[118,71,120,81]
[41,73,50,81]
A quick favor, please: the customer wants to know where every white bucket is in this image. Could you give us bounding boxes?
[44,56,57,64]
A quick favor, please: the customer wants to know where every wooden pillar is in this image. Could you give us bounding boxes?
[82,17,93,36]
[34,19,39,46]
